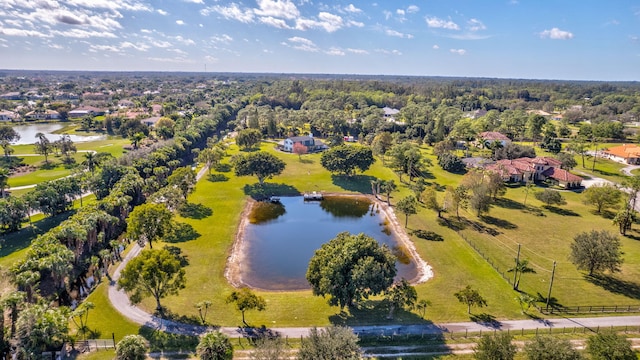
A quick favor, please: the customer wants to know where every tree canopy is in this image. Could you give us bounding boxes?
[298,326,361,360]
[118,248,186,311]
[226,287,266,325]
[126,203,173,249]
[232,151,286,185]
[196,331,233,360]
[320,145,374,176]
[569,230,623,276]
[454,285,487,314]
[235,128,262,150]
[306,232,396,308]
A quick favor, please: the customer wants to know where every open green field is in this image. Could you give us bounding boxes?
[7,138,129,189]
[3,138,640,348]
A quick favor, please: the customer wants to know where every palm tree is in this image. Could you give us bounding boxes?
[196,331,233,360]
[0,167,10,198]
[508,259,536,291]
[82,151,98,176]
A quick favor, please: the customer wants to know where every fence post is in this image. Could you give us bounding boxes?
[465,329,468,338]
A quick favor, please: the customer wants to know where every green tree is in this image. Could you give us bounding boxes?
[226,288,266,325]
[524,335,582,360]
[0,125,20,158]
[516,293,537,314]
[0,167,9,198]
[15,304,69,357]
[82,151,99,176]
[587,332,636,360]
[198,147,224,175]
[569,230,623,276]
[410,177,426,202]
[195,300,212,325]
[454,285,487,314]
[437,152,466,173]
[70,301,95,340]
[396,195,417,228]
[380,179,397,205]
[307,232,397,309]
[444,185,468,219]
[475,332,516,360]
[168,166,197,200]
[415,299,431,319]
[33,132,53,164]
[118,248,186,312]
[320,145,374,176]
[371,132,393,164]
[582,184,622,214]
[126,203,173,249]
[384,279,417,319]
[567,136,588,168]
[236,128,262,150]
[508,259,536,291]
[115,335,148,360]
[233,151,286,185]
[535,189,565,207]
[249,336,286,360]
[196,331,233,360]
[556,152,577,170]
[298,326,361,360]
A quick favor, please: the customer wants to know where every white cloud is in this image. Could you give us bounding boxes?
[286,36,319,52]
[383,10,392,20]
[168,48,188,55]
[539,27,574,40]
[170,35,195,45]
[295,12,345,32]
[397,9,405,16]
[48,43,64,49]
[52,29,117,38]
[450,48,466,55]
[344,4,362,13]
[259,16,291,29]
[425,16,459,30]
[120,41,150,51]
[326,47,345,56]
[0,27,51,37]
[375,49,402,55]
[150,39,172,48]
[182,0,203,3]
[347,48,368,55]
[147,56,195,63]
[347,20,364,27]
[204,55,218,63]
[386,29,413,39]
[89,44,122,53]
[432,44,439,49]
[407,5,419,13]
[65,0,152,12]
[211,34,233,43]
[157,9,168,16]
[176,20,185,25]
[254,0,300,20]
[202,4,255,23]
[467,18,486,32]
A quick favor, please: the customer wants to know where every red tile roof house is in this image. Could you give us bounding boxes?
[603,144,640,165]
[477,131,512,148]
[485,157,583,189]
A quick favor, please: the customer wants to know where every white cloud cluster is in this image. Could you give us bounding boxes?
[467,19,486,32]
[202,0,361,33]
[425,16,460,30]
[386,29,413,39]
[450,48,466,55]
[540,27,574,40]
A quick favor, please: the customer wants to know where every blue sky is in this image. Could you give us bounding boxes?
[0,0,638,81]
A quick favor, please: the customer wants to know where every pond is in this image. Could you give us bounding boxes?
[237,195,419,291]
[11,123,106,145]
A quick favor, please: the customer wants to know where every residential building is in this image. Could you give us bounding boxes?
[280,135,328,153]
[24,109,60,120]
[603,144,640,165]
[0,110,18,121]
[478,131,512,147]
[484,156,582,189]
[68,106,106,118]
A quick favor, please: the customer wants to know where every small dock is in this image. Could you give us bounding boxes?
[303,191,324,201]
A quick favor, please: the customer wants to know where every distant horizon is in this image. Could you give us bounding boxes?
[1,68,638,84]
[1,1,639,82]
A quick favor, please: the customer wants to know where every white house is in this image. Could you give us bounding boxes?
[281,135,327,153]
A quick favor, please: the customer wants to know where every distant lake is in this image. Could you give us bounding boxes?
[11,123,106,145]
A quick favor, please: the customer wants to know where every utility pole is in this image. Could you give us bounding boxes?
[513,243,521,290]
[546,261,557,311]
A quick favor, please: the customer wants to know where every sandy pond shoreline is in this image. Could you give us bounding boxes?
[224,193,434,291]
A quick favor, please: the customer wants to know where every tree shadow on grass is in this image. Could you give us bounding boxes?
[165,222,200,243]
[0,211,73,257]
[494,197,526,210]
[299,158,314,164]
[139,325,200,352]
[437,216,467,231]
[330,174,377,193]
[178,202,213,219]
[207,173,229,182]
[544,206,580,217]
[586,274,640,300]
[464,219,500,236]
[469,313,501,329]
[480,215,517,230]
[213,163,232,173]
[243,182,300,200]
[328,300,432,326]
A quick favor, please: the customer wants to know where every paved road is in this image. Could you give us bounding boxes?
[108,242,640,338]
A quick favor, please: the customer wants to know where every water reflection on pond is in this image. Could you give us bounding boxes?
[241,196,418,290]
[11,123,106,145]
